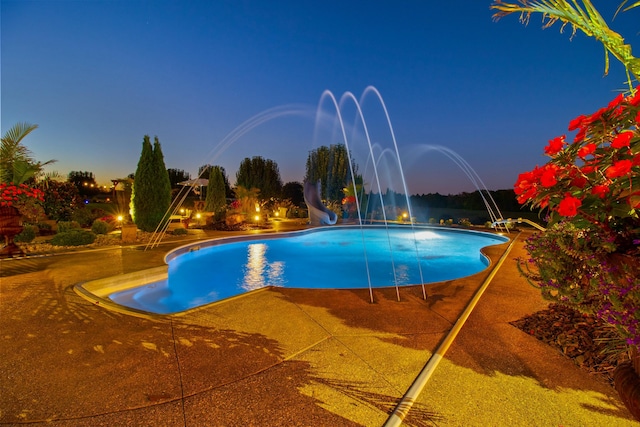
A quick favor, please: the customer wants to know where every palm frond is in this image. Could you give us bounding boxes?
[1,122,38,143]
[621,1,640,12]
[491,0,640,89]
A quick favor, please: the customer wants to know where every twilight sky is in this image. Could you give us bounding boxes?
[2,1,639,195]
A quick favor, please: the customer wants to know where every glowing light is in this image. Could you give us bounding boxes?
[254,215,260,221]
[196,213,201,219]
[117,215,123,222]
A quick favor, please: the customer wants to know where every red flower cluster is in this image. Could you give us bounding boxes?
[515,87,640,220]
[0,182,45,207]
[341,196,356,205]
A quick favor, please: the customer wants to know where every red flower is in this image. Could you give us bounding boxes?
[539,196,550,209]
[573,129,587,143]
[611,131,633,149]
[629,88,640,107]
[544,136,565,156]
[589,107,607,124]
[514,170,537,195]
[557,194,582,217]
[591,184,609,198]
[540,165,559,188]
[342,196,356,204]
[568,115,586,131]
[577,143,596,159]
[607,93,624,109]
[570,175,587,189]
[605,159,633,179]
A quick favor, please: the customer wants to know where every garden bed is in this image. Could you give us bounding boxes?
[511,303,630,386]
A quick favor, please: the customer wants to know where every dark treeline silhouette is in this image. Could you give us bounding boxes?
[410,189,521,212]
[363,189,531,224]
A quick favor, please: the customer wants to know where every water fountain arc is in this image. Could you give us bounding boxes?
[144,87,504,307]
[403,143,506,229]
[146,104,317,250]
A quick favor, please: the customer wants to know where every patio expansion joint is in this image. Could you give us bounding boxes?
[284,300,408,396]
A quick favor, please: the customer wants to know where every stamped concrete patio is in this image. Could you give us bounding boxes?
[1,226,638,426]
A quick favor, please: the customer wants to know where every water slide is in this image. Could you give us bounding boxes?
[303,181,338,226]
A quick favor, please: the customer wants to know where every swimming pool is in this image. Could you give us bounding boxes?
[108,225,508,314]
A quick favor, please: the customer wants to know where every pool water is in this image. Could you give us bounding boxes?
[110,226,508,314]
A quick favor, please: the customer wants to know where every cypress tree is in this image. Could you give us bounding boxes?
[151,136,171,228]
[131,135,154,229]
[131,135,171,232]
[205,165,227,220]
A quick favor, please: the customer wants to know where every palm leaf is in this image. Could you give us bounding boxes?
[1,122,56,184]
[491,0,640,88]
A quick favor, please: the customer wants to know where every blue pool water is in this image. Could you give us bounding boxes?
[110,226,508,314]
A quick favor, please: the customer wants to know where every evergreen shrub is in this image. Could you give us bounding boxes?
[172,227,188,236]
[51,230,96,246]
[91,219,111,235]
[57,221,81,233]
[15,225,38,243]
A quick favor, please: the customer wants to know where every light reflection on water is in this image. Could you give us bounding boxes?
[241,243,286,291]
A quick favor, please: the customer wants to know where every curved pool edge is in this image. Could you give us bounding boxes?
[74,266,169,319]
[74,266,277,318]
[78,225,511,317]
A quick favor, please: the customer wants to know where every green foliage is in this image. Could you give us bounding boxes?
[131,135,171,232]
[232,185,259,214]
[282,181,304,206]
[459,218,472,227]
[491,0,640,89]
[37,221,52,232]
[40,180,82,221]
[205,166,227,220]
[91,219,111,234]
[235,156,282,200]
[305,144,357,202]
[1,122,56,184]
[172,227,188,236]
[71,206,95,227]
[14,224,38,243]
[57,221,81,233]
[51,230,96,246]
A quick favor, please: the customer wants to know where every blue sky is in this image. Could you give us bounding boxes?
[2,0,639,195]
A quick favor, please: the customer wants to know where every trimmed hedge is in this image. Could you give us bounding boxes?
[15,225,38,243]
[51,230,96,246]
[57,221,81,233]
[172,227,188,236]
[91,219,111,235]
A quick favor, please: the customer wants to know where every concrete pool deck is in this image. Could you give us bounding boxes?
[1,226,638,426]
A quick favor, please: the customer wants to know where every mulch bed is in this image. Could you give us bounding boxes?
[511,303,630,386]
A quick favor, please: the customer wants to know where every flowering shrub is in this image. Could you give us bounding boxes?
[516,88,640,345]
[0,182,44,207]
[0,182,46,222]
[515,88,640,228]
[39,180,82,221]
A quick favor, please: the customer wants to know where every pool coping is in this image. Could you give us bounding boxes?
[74,225,509,319]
